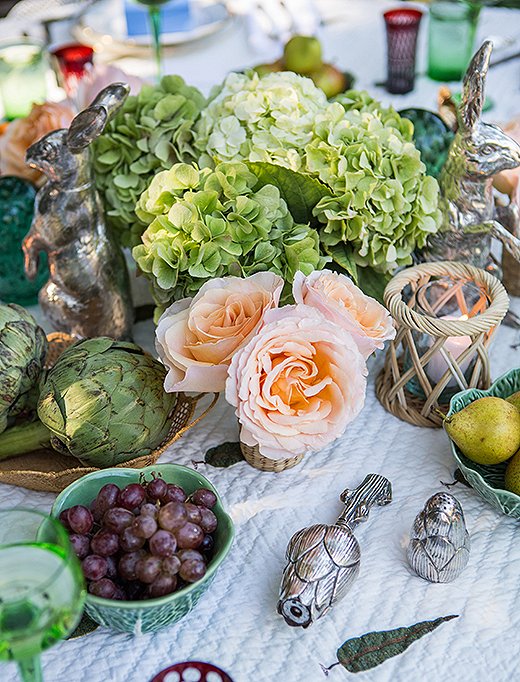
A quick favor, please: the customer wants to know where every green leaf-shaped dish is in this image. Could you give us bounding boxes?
[447,369,520,518]
[52,464,234,634]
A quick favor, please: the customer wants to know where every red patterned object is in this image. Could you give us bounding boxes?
[151,661,234,682]
[51,43,94,98]
[383,9,422,94]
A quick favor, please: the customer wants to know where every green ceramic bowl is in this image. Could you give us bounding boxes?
[52,464,234,634]
[447,369,520,519]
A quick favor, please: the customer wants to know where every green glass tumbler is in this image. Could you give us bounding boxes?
[0,40,47,120]
[427,1,480,82]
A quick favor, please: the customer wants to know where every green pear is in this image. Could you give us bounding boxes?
[444,396,520,465]
[253,59,283,77]
[283,35,322,74]
[506,390,520,412]
[505,448,520,495]
[309,63,347,98]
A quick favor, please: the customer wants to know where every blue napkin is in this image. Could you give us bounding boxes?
[124,0,193,37]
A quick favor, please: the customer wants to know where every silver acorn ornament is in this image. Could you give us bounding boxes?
[407,492,470,583]
[277,474,392,628]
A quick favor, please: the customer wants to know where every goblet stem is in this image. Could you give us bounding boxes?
[18,656,42,682]
[148,6,162,81]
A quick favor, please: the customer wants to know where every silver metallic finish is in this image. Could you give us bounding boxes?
[22,83,134,340]
[277,473,392,628]
[407,492,470,583]
[423,41,520,267]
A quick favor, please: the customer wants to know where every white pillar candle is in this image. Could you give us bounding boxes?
[426,315,473,387]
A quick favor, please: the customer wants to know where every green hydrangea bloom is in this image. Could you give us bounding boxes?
[132,162,328,315]
[94,75,205,247]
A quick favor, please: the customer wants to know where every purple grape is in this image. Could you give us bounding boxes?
[120,527,146,552]
[136,555,162,583]
[90,528,119,557]
[162,484,186,504]
[199,508,218,534]
[118,550,146,581]
[158,502,187,532]
[148,574,177,598]
[132,514,157,539]
[105,555,117,579]
[82,555,108,581]
[89,578,116,599]
[200,534,214,555]
[176,522,203,550]
[161,556,181,576]
[149,530,177,557]
[146,478,167,501]
[140,503,159,518]
[177,549,204,563]
[96,484,120,514]
[59,509,71,531]
[118,483,146,511]
[184,503,202,525]
[66,505,94,535]
[180,559,206,583]
[113,585,126,600]
[103,507,134,534]
[69,533,90,559]
[125,581,144,601]
[191,488,217,509]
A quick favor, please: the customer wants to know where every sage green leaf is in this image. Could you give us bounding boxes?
[357,267,391,305]
[335,615,458,673]
[324,243,358,282]
[205,441,244,468]
[246,161,333,224]
[67,613,99,639]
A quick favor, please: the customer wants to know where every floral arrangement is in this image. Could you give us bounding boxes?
[93,75,206,247]
[132,161,327,316]
[0,102,74,186]
[155,269,395,460]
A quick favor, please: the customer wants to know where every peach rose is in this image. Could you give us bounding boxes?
[226,304,367,460]
[494,118,520,205]
[292,270,395,358]
[155,272,283,393]
[0,101,74,185]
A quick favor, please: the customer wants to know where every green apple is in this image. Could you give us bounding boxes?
[283,35,322,74]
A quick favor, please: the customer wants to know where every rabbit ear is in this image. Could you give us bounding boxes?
[66,82,130,152]
[460,40,493,130]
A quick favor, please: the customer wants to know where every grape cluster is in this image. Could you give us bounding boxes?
[59,477,218,601]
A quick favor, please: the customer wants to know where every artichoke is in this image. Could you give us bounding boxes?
[0,337,177,467]
[0,303,47,433]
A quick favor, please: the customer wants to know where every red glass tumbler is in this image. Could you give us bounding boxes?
[51,43,94,99]
[384,9,423,95]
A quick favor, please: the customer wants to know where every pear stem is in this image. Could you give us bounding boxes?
[434,408,449,421]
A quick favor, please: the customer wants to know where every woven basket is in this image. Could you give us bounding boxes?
[240,441,303,472]
[376,261,509,428]
[0,333,218,492]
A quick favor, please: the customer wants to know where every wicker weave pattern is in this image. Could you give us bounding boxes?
[240,441,303,472]
[376,262,509,428]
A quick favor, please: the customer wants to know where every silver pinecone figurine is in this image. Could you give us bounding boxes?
[407,492,470,583]
[277,473,392,628]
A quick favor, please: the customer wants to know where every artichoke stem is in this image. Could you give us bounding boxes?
[0,421,52,460]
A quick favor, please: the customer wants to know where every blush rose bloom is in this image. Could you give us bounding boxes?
[0,102,74,185]
[155,272,283,393]
[292,270,395,359]
[226,304,367,460]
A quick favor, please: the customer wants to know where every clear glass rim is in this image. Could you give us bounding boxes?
[0,508,74,602]
[414,276,488,319]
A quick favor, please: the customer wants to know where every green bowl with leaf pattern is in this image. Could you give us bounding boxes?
[447,369,520,518]
[52,464,234,634]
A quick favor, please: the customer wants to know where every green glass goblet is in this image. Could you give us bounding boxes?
[136,0,170,81]
[0,509,86,682]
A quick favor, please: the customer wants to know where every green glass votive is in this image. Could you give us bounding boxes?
[427,1,480,82]
[0,40,47,120]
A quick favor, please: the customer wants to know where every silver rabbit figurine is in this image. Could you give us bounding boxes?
[23,83,134,340]
[423,41,520,267]
[278,474,392,628]
[407,492,470,583]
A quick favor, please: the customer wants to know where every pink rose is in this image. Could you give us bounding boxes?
[0,101,74,185]
[226,304,367,460]
[155,272,283,393]
[292,270,395,358]
[494,117,520,205]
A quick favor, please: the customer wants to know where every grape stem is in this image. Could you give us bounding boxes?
[0,420,52,459]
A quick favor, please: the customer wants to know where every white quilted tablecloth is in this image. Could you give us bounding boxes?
[1,1,520,681]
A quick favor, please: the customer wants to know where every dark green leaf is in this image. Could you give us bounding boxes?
[336,615,458,673]
[357,267,391,304]
[246,162,333,224]
[67,613,99,639]
[205,441,244,468]
[324,243,358,282]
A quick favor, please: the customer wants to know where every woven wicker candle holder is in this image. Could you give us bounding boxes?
[376,262,509,428]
